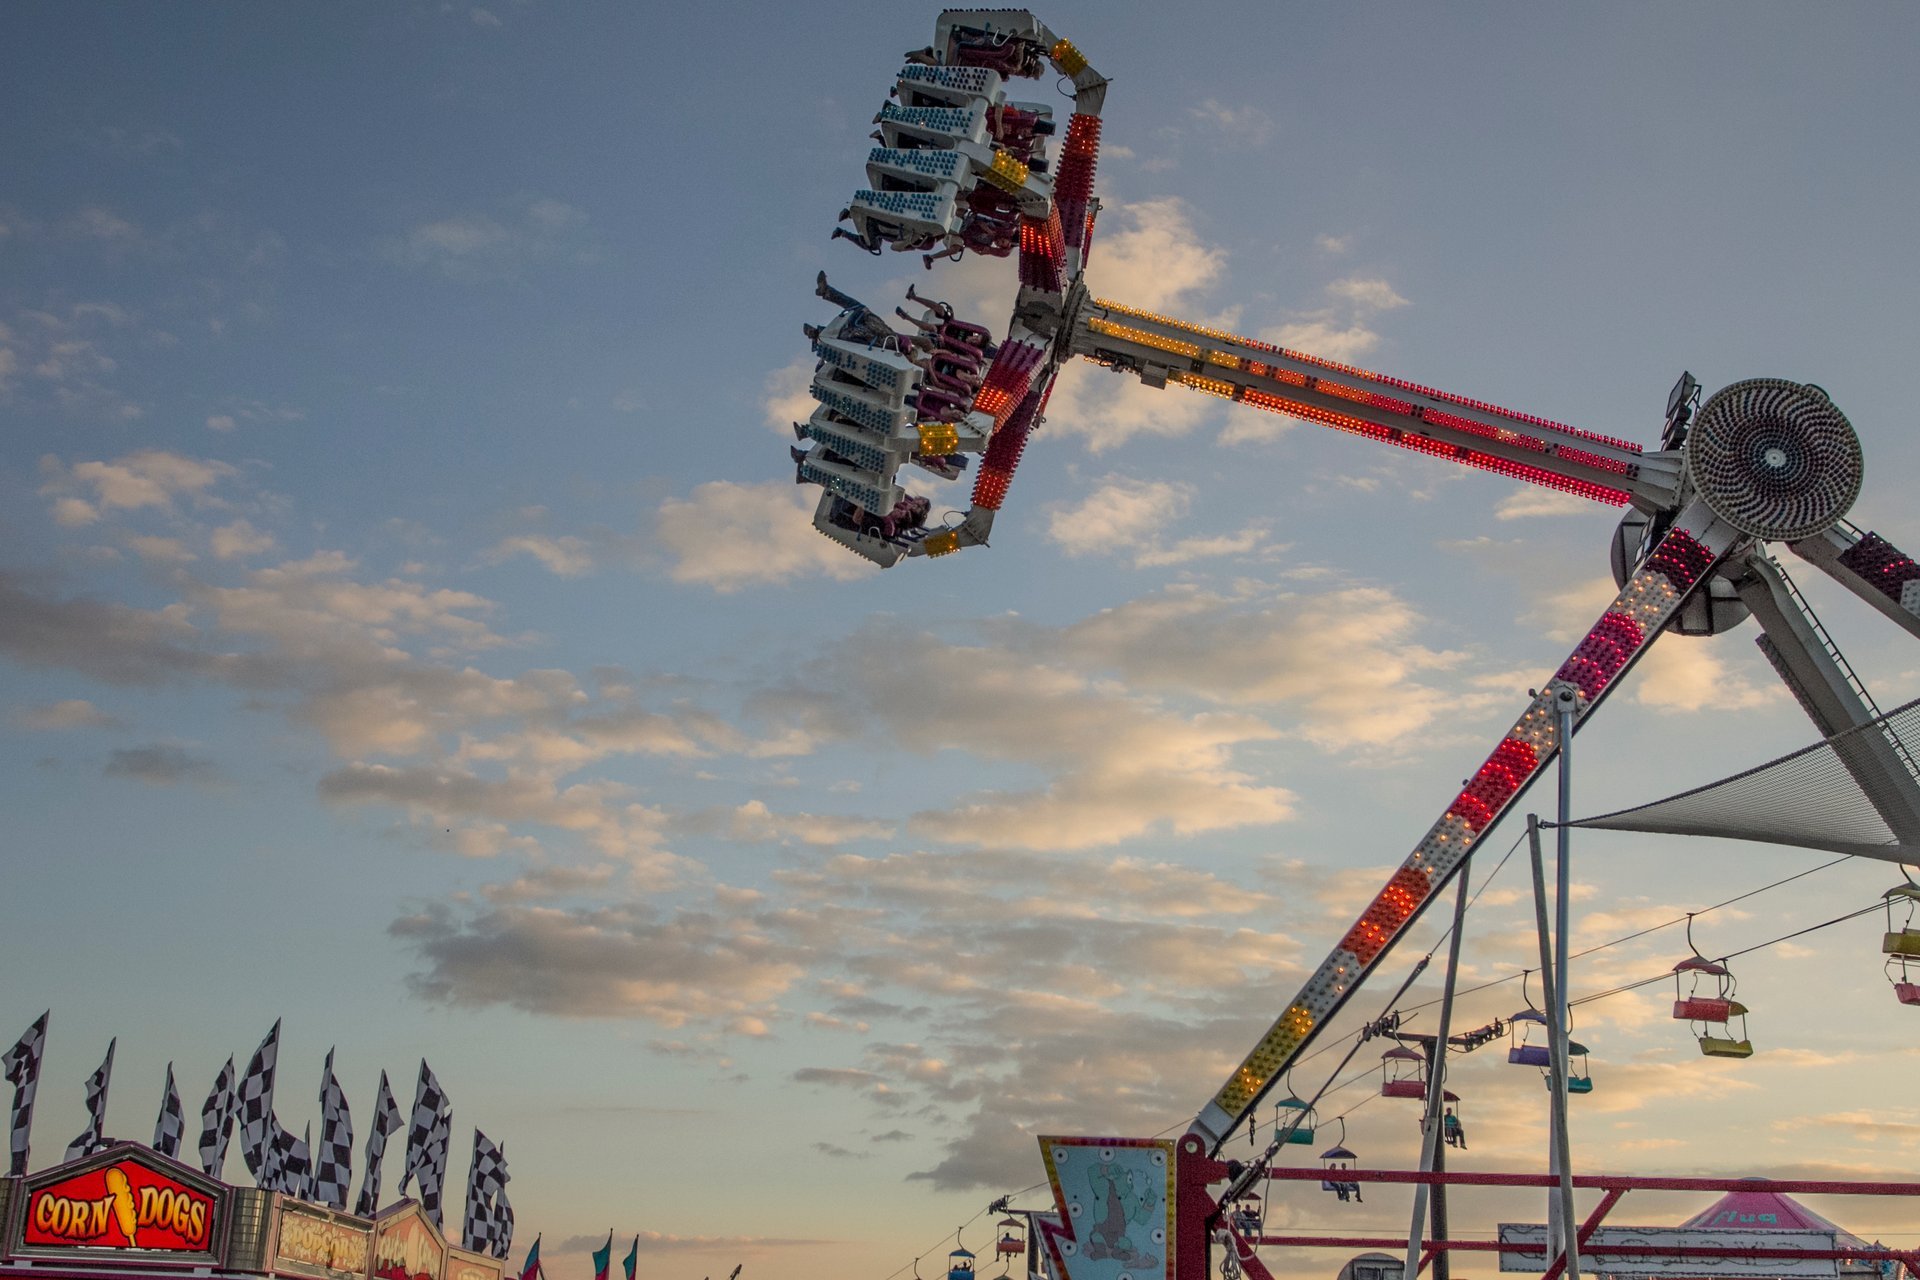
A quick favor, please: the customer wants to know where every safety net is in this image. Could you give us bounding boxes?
[1567,695,1920,863]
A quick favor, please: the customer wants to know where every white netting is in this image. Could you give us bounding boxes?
[1569,696,1920,862]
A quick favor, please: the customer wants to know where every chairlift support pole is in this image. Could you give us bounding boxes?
[1530,804,1580,1280]
[1405,862,1471,1280]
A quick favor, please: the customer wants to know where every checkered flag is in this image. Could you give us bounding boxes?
[152,1062,185,1158]
[461,1129,506,1250]
[3,1010,49,1175]
[63,1039,115,1161]
[237,1021,281,1185]
[311,1049,353,1211]
[399,1061,450,1228]
[197,1057,237,1177]
[277,1121,314,1199]
[353,1071,401,1217]
[490,1182,514,1260]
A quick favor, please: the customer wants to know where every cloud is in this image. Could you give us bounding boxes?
[68,207,141,244]
[1046,477,1188,557]
[320,762,681,868]
[206,414,236,431]
[41,449,237,523]
[1186,100,1275,147]
[1046,476,1267,567]
[1082,197,1225,315]
[486,533,595,577]
[1258,318,1383,364]
[761,358,817,436]
[127,535,197,564]
[1496,489,1594,520]
[12,699,119,730]
[390,197,597,277]
[1326,277,1409,311]
[653,481,874,592]
[1631,636,1784,713]
[1047,584,1470,749]
[104,742,218,785]
[210,520,277,560]
[714,800,894,846]
[391,899,806,1024]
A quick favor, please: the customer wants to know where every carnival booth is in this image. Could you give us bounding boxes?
[0,1143,503,1280]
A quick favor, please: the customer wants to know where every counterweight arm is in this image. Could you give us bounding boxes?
[1071,299,1683,512]
[1188,500,1744,1151]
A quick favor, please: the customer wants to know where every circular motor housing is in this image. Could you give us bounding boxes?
[1683,379,1863,542]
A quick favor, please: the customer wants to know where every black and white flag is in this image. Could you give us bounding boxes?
[64,1038,115,1161]
[197,1057,237,1177]
[237,1021,281,1185]
[3,1010,49,1176]
[490,1181,514,1260]
[461,1129,506,1251]
[278,1121,314,1199]
[399,1061,450,1228]
[311,1049,353,1211]
[353,1070,402,1218]
[152,1062,184,1159]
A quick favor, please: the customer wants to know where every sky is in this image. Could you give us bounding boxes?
[5,2,1920,1277]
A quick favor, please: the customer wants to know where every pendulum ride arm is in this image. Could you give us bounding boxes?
[1070,299,1684,513]
[1787,522,1920,642]
[1723,548,1920,842]
[1186,501,1745,1153]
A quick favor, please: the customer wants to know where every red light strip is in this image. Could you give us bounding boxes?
[1233,385,1631,504]
[972,341,1045,429]
[1054,114,1101,252]
[971,381,1052,510]
[1018,207,1067,293]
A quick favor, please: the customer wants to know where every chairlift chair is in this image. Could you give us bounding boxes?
[1883,883,1920,1006]
[1507,1008,1551,1068]
[1272,1094,1316,1145]
[1380,1046,1426,1099]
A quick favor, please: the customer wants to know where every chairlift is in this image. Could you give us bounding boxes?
[1228,1190,1262,1238]
[1318,1119,1362,1204]
[1566,1039,1594,1094]
[1380,1046,1425,1099]
[1272,1093,1316,1145]
[1673,919,1753,1057]
[1883,881,1920,1006]
[947,1246,976,1280]
[995,1218,1024,1263]
[1507,1008,1550,1068]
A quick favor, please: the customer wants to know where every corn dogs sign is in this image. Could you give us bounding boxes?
[19,1152,221,1256]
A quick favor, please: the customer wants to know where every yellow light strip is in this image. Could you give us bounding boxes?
[1213,1004,1315,1117]
[1168,370,1235,399]
[1049,38,1089,78]
[1086,316,1201,360]
[924,529,961,558]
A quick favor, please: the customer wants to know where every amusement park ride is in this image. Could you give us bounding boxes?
[784,11,1920,1280]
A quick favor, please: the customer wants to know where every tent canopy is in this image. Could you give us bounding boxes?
[1567,695,1920,864]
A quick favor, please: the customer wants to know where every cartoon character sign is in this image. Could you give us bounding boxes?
[1038,1139,1174,1280]
[371,1205,445,1280]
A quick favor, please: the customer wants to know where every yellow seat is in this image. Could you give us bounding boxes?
[1882,929,1920,959]
[1699,1035,1754,1059]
